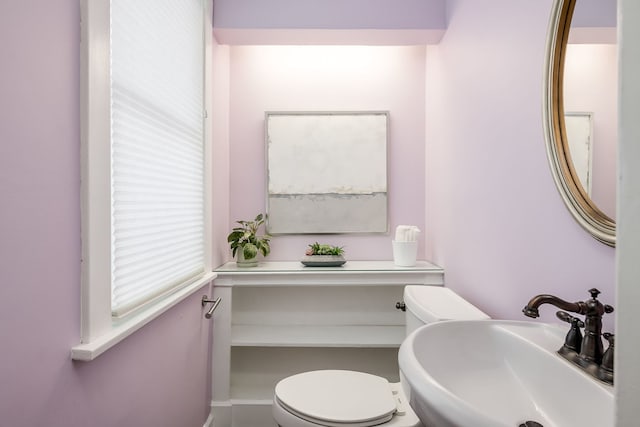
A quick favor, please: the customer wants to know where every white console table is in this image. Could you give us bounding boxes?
[208,260,444,427]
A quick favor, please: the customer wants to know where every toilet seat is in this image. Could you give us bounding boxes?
[274,370,398,427]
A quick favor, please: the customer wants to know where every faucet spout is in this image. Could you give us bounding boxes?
[522,294,586,318]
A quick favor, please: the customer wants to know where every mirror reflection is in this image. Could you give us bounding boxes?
[543,0,616,246]
[563,0,617,220]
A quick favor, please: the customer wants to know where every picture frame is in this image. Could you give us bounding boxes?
[265,111,389,234]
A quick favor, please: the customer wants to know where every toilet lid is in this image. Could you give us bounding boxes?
[275,370,397,427]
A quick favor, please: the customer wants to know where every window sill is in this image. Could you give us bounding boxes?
[71,272,217,361]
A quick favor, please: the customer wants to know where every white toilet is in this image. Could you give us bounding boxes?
[272,286,490,427]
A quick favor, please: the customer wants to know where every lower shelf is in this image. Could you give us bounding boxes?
[230,346,400,400]
[231,324,405,347]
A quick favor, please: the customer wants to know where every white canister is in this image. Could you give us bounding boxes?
[392,241,418,267]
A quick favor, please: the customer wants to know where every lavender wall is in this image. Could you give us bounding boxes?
[227,45,428,261]
[0,1,212,426]
[425,0,616,329]
[214,0,446,30]
[212,0,447,45]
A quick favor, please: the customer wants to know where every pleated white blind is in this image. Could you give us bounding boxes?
[110,0,205,317]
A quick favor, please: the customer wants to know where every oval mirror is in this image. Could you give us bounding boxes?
[543,0,617,246]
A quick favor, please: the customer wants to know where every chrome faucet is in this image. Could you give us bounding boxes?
[523,288,614,385]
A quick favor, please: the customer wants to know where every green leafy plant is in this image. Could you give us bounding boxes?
[227,213,271,260]
[305,242,345,256]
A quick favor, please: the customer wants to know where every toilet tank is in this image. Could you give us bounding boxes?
[403,286,489,336]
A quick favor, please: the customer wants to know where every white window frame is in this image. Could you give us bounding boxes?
[73,0,214,361]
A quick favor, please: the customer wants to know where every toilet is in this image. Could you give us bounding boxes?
[272,286,490,427]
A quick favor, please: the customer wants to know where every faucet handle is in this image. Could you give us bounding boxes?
[556,311,584,355]
[588,288,601,299]
[603,332,615,345]
[597,333,615,385]
[587,288,614,314]
[556,310,585,327]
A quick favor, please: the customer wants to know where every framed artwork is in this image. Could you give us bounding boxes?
[265,111,389,234]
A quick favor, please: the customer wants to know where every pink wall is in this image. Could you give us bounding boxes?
[0,1,212,426]
[227,45,428,261]
[425,0,616,330]
[214,0,445,30]
[213,0,446,45]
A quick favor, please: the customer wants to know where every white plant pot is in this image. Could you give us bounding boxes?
[236,246,258,268]
[300,255,346,267]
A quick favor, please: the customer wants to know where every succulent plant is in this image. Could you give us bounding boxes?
[305,242,344,256]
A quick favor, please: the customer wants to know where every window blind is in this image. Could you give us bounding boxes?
[110,0,205,317]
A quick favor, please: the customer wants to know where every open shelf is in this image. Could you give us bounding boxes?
[231,324,405,347]
[230,346,401,400]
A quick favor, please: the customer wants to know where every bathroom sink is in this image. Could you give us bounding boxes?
[398,320,614,427]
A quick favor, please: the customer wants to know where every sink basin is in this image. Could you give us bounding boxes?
[398,320,614,427]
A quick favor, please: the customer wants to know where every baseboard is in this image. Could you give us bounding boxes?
[203,411,215,427]
[210,399,276,427]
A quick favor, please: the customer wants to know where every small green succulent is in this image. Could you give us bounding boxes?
[305,242,345,256]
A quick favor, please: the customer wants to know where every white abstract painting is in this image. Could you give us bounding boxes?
[266,112,388,234]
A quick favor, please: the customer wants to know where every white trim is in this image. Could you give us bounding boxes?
[77,0,213,360]
[80,0,113,343]
[616,0,640,423]
[203,411,215,427]
[72,272,216,361]
[564,111,594,196]
[203,0,214,272]
[210,401,232,427]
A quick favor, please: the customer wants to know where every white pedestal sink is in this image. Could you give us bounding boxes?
[398,320,614,427]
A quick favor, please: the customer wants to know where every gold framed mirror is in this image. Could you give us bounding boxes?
[543,0,616,246]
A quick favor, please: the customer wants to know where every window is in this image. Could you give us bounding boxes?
[74,0,214,360]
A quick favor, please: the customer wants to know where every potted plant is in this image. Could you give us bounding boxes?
[301,242,346,266]
[227,213,271,267]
